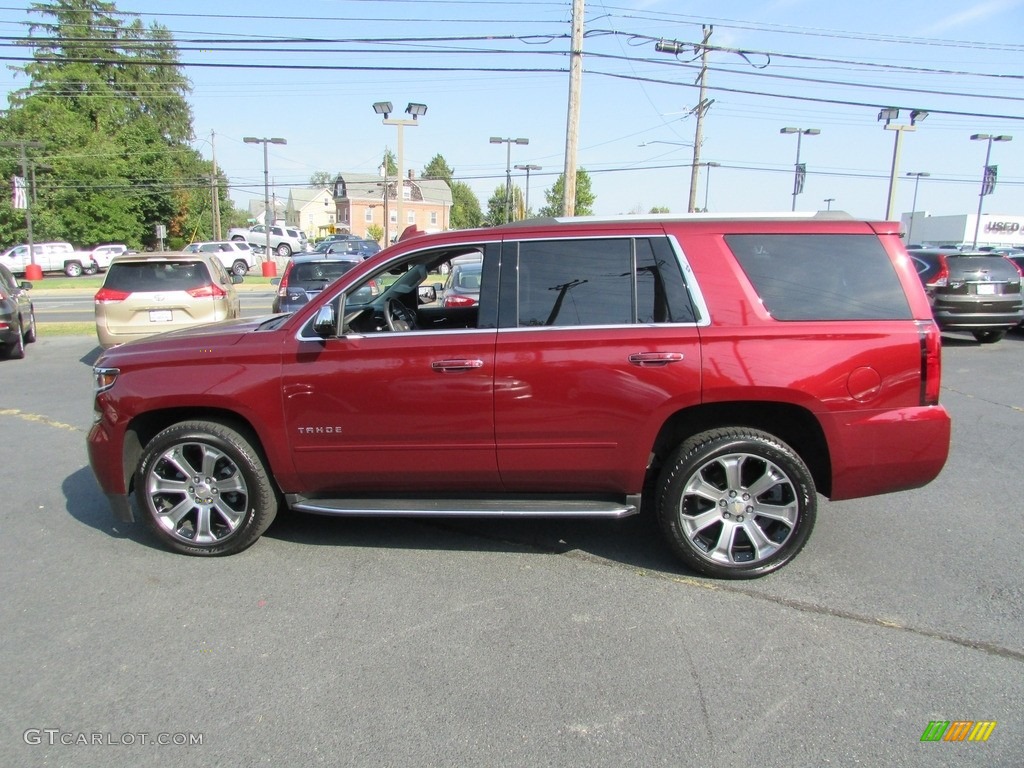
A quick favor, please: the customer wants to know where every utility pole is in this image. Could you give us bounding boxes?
[655,26,714,213]
[210,130,221,240]
[688,26,712,214]
[562,0,584,217]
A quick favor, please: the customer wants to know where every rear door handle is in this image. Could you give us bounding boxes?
[431,359,484,372]
[628,352,685,367]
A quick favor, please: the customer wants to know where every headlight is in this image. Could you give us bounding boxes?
[94,367,119,393]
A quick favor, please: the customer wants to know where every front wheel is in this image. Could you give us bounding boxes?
[135,421,278,556]
[24,308,36,343]
[657,428,816,579]
[972,329,1006,344]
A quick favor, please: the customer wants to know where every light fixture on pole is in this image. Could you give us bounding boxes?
[490,136,529,223]
[905,172,930,243]
[514,164,541,217]
[701,161,720,212]
[878,108,927,220]
[969,133,1012,248]
[780,127,819,211]
[374,102,427,241]
[824,198,835,211]
[639,141,695,211]
[243,136,287,268]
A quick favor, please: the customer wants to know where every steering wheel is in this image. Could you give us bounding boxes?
[385,298,417,332]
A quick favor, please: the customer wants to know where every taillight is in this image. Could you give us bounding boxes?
[186,283,227,299]
[919,321,942,406]
[926,255,949,288]
[94,287,130,303]
[1005,256,1023,278]
[276,263,293,298]
[444,294,478,308]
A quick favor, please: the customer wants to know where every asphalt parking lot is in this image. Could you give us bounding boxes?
[1,332,1022,767]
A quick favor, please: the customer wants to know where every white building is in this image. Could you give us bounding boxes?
[901,211,1024,249]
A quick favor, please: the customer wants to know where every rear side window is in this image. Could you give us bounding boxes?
[726,234,913,320]
[511,237,695,328]
[291,261,357,283]
[104,261,212,292]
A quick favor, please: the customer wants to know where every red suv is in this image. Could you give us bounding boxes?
[88,214,950,578]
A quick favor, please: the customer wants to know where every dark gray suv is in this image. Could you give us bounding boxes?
[910,249,1023,343]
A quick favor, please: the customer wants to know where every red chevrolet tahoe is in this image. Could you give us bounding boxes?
[87,214,950,578]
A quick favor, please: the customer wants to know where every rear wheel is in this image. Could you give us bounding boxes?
[135,421,278,556]
[24,308,36,343]
[231,259,249,276]
[64,261,83,277]
[4,317,26,359]
[276,243,292,259]
[972,329,1006,344]
[657,428,816,579]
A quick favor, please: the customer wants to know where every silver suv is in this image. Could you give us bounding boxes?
[232,225,307,258]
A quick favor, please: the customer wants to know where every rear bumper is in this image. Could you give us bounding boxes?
[827,405,951,500]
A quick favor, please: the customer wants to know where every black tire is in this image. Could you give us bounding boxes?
[135,420,278,556]
[24,308,36,344]
[231,259,249,277]
[4,318,26,359]
[656,428,816,579]
[972,329,1006,344]
[64,261,83,277]
[231,235,245,242]
[83,263,98,276]
[276,243,292,259]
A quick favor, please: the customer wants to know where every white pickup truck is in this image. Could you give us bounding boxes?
[0,242,98,277]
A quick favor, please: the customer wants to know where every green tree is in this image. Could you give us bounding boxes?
[484,184,524,226]
[422,154,454,183]
[309,171,335,188]
[0,0,208,248]
[537,169,595,217]
[650,206,671,213]
[449,181,483,230]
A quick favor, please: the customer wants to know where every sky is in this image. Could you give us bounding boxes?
[1,0,1022,222]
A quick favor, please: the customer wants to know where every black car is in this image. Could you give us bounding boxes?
[0,263,36,359]
[313,238,382,259]
[270,253,363,314]
[910,249,1023,343]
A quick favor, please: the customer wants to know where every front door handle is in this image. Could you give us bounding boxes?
[628,352,685,367]
[431,359,484,372]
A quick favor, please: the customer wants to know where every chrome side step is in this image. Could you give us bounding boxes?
[286,495,641,519]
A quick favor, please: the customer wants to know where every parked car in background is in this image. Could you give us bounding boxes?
[229,224,308,258]
[182,240,258,276]
[910,249,1024,343]
[439,256,482,307]
[0,263,36,359]
[0,242,97,277]
[93,252,242,349]
[270,252,365,314]
[90,244,134,271]
[312,239,381,259]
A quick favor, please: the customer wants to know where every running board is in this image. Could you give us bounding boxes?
[286,495,641,519]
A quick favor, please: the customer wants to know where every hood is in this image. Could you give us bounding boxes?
[97,315,283,363]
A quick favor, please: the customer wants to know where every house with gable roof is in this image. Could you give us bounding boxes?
[330,170,452,243]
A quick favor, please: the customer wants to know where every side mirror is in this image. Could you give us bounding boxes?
[312,304,338,338]
[270,277,281,286]
[231,275,243,284]
[417,285,437,304]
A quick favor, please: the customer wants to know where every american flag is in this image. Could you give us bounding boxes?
[11,175,26,209]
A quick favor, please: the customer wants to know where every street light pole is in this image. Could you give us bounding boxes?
[969,133,1012,248]
[779,127,819,211]
[514,164,541,217]
[375,102,427,241]
[905,172,930,243]
[491,137,529,223]
[243,136,287,264]
[879,108,927,220]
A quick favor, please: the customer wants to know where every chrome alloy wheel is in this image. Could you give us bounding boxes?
[144,440,250,545]
[678,452,799,567]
